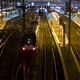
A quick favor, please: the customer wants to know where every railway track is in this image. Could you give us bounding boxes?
[42,13,57,80]
[42,13,65,80]
[0,14,24,80]
[71,28,80,59]
[0,30,21,80]
[0,32,12,57]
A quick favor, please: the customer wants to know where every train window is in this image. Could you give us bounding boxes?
[24,38,33,45]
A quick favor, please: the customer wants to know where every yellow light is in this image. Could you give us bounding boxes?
[3,12,6,14]
[0,14,1,16]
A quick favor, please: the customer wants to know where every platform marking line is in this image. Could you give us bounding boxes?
[52,29,69,80]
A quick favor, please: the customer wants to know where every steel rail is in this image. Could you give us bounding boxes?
[46,20,58,80]
[11,31,17,80]
[43,13,58,80]
[43,20,46,80]
[51,45,58,80]
[0,32,8,43]
[45,12,58,80]
[0,32,8,48]
[0,33,12,57]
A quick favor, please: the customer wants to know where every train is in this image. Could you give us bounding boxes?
[21,18,39,56]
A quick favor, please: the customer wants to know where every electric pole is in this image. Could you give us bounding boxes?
[23,0,25,33]
[69,0,71,58]
[1,0,2,21]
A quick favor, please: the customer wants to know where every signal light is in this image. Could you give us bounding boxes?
[22,47,26,51]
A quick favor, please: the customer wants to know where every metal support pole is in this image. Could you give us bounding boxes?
[1,0,2,21]
[63,23,65,47]
[36,0,37,7]
[69,0,71,58]
[23,0,25,33]
[15,0,17,3]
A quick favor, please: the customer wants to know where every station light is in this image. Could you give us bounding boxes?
[0,14,1,16]
[3,11,6,14]
[31,2,34,6]
[47,2,50,6]
[17,2,20,6]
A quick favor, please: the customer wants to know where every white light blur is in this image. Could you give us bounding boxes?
[47,2,50,6]
[32,2,34,6]
[17,2,20,6]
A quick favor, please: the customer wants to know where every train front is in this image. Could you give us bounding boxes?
[21,31,36,56]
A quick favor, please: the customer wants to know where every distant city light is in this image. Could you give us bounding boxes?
[47,2,50,6]
[3,11,6,14]
[32,2,34,6]
[17,2,20,6]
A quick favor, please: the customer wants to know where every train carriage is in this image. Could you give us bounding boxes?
[21,30,36,56]
[21,15,40,56]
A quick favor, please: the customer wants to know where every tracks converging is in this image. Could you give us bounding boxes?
[41,13,58,80]
[0,30,21,80]
[0,15,23,80]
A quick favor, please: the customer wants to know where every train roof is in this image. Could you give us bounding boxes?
[27,24,38,32]
[24,30,35,34]
[22,30,36,39]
